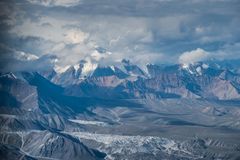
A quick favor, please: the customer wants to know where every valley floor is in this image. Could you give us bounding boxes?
[1,99,240,160]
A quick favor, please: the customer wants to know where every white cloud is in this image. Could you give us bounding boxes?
[195,26,205,34]
[0,50,57,72]
[17,51,39,61]
[51,42,66,52]
[64,29,89,44]
[178,48,209,64]
[27,0,82,7]
[10,17,88,45]
[0,43,39,61]
[7,0,240,70]
[10,15,161,67]
[91,50,112,61]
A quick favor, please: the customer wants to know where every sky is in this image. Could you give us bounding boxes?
[0,0,240,72]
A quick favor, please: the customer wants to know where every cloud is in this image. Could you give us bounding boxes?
[1,0,240,72]
[178,48,209,64]
[64,29,89,44]
[9,15,158,67]
[10,17,87,45]
[214,42,240,60]
[178,42,240,64]
[0,44,57,72]
[0,54,57,72]
[26,0,82,7]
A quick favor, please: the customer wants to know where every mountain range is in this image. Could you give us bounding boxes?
[0,59,240,160]
[40,59,240,100]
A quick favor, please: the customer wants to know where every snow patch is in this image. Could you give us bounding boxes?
[54,65,71,73]
[81,62,98,77]
[182,64,194,74]
[202,63,209,69]
[73,64,80,71]
[110,66,115,72]
[65,131,202,159]
[69,119,108,126]
[196,66,202,75]
[182,63,189,69]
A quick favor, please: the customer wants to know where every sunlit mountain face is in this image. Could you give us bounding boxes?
[0,0,240,160]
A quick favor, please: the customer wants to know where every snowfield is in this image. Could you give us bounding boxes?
[66,131,203,159]
[68,119,108,126]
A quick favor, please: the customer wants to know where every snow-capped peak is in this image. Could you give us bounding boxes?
[0,72,17,79]
[196,66,202,75]
[54,59,98,79]
[54,65,71,74]
[73,64,80,71]
[80,61,98,77]
[202,63,209,69]
[181,62,208,76]
[181,63,195,74]
[110,65,116,72]
[182,63,189,69]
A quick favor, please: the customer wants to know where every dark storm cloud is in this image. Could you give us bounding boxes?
[54,1,179,17]
[26,0,239,17]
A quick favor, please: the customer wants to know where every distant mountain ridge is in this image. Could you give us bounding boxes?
[1,59,240,100]
[30,59,240,100]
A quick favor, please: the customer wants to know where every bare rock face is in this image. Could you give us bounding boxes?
[205,78,240,100]
[122,59,147,77]
[0,144,36,160]
[52,66,81,86]
[90,66,124,87]
[0,131,106,160]
[0,74,38,111]
[89,76,122,87]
